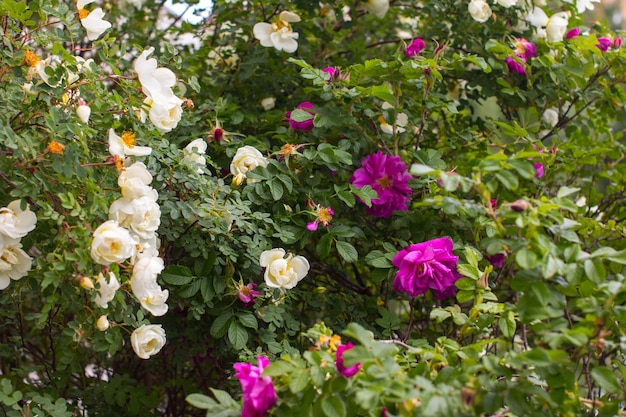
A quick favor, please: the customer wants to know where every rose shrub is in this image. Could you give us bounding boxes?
[0,0,625,416]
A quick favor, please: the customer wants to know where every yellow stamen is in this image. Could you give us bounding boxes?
[78,9,90,19]
[114,155,124,171]
[121,131,136,148]
[318,207,333,224]
[377,175,391,189]
[24,50,40,67]
[47,141,65,155]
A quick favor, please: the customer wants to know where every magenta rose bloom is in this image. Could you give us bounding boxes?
[392,237,460,299]
[405,38,426,58]
[566,27,581,40]
[505,57,526,75]
[286,102,315,131]
[336,342,360,378]
[233,356,277,417]
[350,151,412,218]
[237,283,261,307]
[596,37,611,52]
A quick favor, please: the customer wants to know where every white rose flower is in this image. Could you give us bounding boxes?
[146,96,184,133]
[96,315,110,331]
[261,97,276,111]
[495,0,517,7]
[94,271,120,308]
[542,108,559,128]
[131,257,168,317]
[109,196,161,241]
[260,248,310,290]
[362,0,390,18]
[468,0,492,23]
[380,102,408,134]
[134,235,160,262]
[78,7,111,41]
[0,200,37,240]
[131,324,166,359]
[182,139,208,173]
[108,129,152,158]
[118,162,157,200]
[230,145,268,185]
[90,220,136,265]
[525,7,569,42]
[562,0,599,14]
[0,239,33,290]
[253,11,301,53]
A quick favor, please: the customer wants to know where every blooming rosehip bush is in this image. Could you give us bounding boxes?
[0,0,626,416]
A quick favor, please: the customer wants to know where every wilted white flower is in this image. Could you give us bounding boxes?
[182,139,207,173]
[253,11,301,53]
[469,0,492,23]
[230,145,268,185]
[94,271,120,308]
[542,108,559,128]
[261,97,276,111]
[90,220,136,265]
[362,0,390,18]
[108,129,152,159]
[131,324,166,359]
[0,239,32,290]
[380,102,409,134]
[259,248,310,290]
[0,200,37,240]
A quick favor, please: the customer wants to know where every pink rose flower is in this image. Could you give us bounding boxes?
[405,38,426,58]
[596,37,611,52]
[392,237,460,299]
[350,151,412,218]
[233,356,277,417]
[286,102,315,131]
[237,282,261,307]
[566,27,580,40]
[336,342,360,377]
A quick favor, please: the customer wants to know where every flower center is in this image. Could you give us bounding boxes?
[239,286,250,297]
[272,18,292,33]
[377,175,392,189]
[24,51,40,67]
[78,8,90,19]
[47,141,65,155]
[121,131,136,148]
[318,207,333,224]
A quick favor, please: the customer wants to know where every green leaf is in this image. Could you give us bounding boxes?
[495,170,519,190]
[351,185,378,207]
[515,248,539,269]
[237,311,258,330]
[364,250,392,268]
[209,388,237,406]
[410,163,436,176]
[262,360,295,376]
[290,108,315,122]
[591,366,622,394]
[322,395,347,417]
[210,311,233,338]
[584,258,606,284]
[336,241,358,263]
[228,321,248,350]
[161,265,194,285]
[268,179,284,201]
[289,369,310,393]
[186,393,217,409]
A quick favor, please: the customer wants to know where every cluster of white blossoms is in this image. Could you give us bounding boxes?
[0,201,37,290]
[90,161,168,359]
[182,138,208,174]
[77,0,111,41]
[133,47,185,133]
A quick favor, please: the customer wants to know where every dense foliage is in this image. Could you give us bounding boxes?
[1,0,625,416]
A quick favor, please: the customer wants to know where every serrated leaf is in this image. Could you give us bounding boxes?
[210,311,233,338]
[410,163,436,176]
[364,250,392,268]
[262,361,295,376]
[591,366,621,394]
[209,388,237,406]
[351,184,378,207]
[228,321,248,350]
[289,108,315,122]
[237,311,258,330]
[322,395,346,417]
[289,369,310,393]
[336,241,358,263]
[161,265,194,285]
